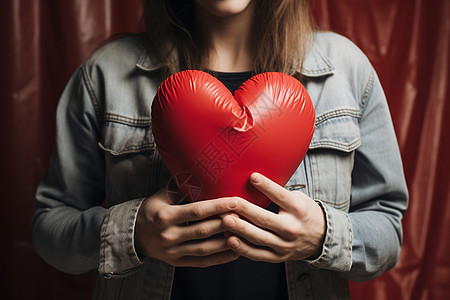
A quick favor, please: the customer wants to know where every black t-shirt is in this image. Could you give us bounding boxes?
[170,71,289,300]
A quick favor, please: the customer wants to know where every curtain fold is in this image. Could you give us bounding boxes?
[1,0,448,299]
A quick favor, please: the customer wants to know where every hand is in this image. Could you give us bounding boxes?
[135,188,240,267]
[223,173,326,263]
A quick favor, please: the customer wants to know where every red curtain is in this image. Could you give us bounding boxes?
[1,0,449,299]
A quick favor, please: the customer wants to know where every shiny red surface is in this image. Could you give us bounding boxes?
[1,0,448,299]
[152,70,314,208]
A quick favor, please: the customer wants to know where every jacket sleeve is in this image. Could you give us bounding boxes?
[32,66,144,275]
[306,68,408,282]
[343,69,408,281]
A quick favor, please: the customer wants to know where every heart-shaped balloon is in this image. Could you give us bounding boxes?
[151,70,315,208]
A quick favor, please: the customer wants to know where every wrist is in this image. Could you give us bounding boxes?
[307,201,326,260]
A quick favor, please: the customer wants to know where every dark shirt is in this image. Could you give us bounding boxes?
[170,71,289,300]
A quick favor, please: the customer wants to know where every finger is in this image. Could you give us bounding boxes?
[227,197,286,236]
[174,250,239,268]
[170,237,230,257]
[159,197,238,225]
[227,236,283,263]
[176,218,225,243]
[222,215,287,249]
[250,173,294,210]
[219,212,240,219]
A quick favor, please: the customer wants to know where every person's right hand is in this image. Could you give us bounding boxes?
[135,187,240,267]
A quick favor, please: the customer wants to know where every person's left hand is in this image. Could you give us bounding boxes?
[222,172,326,262]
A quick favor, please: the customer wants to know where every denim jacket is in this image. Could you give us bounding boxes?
[32,32,408,300]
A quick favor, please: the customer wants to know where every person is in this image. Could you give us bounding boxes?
[32,0,409,299]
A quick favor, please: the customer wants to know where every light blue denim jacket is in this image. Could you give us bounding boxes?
[32,32,408,300]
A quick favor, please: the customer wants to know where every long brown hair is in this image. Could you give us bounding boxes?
[141,0,316,79]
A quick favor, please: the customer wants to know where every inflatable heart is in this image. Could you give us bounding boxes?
[151,70,315,208]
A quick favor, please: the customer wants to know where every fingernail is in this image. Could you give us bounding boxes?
[229,238,240,248]
[251,173,262,184]
[228,199,237,209]
[223,216,236,228]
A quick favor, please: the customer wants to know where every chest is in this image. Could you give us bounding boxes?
[99,75,361,211]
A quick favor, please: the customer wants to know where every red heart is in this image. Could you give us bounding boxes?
[151,70,315,208]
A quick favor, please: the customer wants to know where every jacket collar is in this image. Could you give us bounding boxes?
[300,43,335,77]
[135,41,335,77]
[136,51,165,72]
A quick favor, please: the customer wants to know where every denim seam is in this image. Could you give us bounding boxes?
[315,109,362,125]
[104,113,152,127]
[302,44,336,77]
[324,203,333,265]
[360,69,375,112]
[302,67,334,76]
[81,63,104,126]
[346,212,353,263]
[311,153,320,203]
[309,139,361,152]
[98,142,155,156]
[320,199,349,209]
[315,200,333,266]
[99,207,110,275]
[99,199,145,279]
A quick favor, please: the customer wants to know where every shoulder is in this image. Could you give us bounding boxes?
[78,34,161,118]
[83,34,147,76]
[309,31,373,78]
[304,32,380,117]
[312,32,371,65]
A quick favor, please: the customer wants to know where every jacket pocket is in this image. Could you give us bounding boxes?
[98,114,157,206]
[307,109,361,212]
[99,113,155,155]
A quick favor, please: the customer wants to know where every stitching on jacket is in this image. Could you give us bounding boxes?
[99,209,110,275]
[98,142,155,155]
[360,69,375,111]
[81,63,104,126]
[315,109,362,126]
[103,113,152,127]
[309,139,361,152]
[320,199,349,209]
[301,42,336,77]
[312,110,362,152]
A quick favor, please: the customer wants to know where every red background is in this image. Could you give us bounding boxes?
[1,0,449,299]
